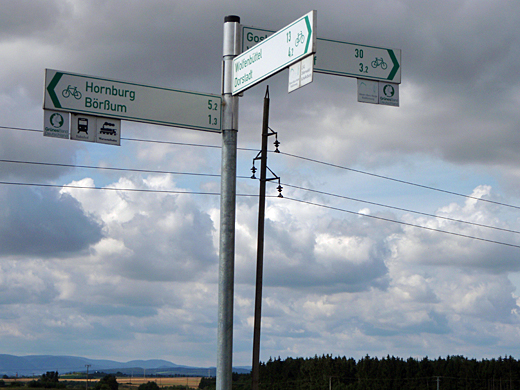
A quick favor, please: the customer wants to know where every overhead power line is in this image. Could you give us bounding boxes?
[283,183,520,235]
[2,124,520,211]
[0,158,221,178]
[280,151,520,211]
[1,158,516,236]
[284,196,520,250]
[0,180,262,198]
[0,180,221,195]
[3,124,520,235]
[0,179,517,249]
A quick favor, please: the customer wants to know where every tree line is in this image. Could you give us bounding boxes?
[221,355,520,390]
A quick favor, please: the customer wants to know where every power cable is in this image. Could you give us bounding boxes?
[280,151,520,211]
[2,124,520,212]
[0,180,259,197]
[283,196,520,249]
[1,178,517,249]
[283,183,520,235]
[0,158,221,178]
[3,124,520,210]
[1,157,518,236]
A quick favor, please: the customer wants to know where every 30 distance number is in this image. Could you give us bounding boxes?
[355,49,368,73]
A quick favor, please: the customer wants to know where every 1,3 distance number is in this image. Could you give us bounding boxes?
[208,99,219,126]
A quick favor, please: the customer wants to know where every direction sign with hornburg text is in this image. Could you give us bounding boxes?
[44,69,222,132]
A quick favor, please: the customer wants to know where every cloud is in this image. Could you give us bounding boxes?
[0,185,103,257]
[391,186,520,272]
[60,175,218,282]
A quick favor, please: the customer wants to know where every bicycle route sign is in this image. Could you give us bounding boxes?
[44,69,222,133]
[242,26,401,83]
[232,10,316,95]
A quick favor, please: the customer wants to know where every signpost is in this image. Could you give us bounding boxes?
[242,26,401,84]
[41,13,402,390]
[44,69,222,133]
[232,11,316,95]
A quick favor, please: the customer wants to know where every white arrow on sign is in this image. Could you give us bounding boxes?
[232,10,316,95]
[44,69,222,133]
[242,26,401,84]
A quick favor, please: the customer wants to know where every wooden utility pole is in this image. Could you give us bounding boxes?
[85,365,91,390]
[252,87,271,390]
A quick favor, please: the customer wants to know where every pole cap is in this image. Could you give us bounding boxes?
[224,15,240,23]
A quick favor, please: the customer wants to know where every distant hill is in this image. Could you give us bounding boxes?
[0,355,250,377]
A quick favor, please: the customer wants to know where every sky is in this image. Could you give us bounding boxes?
[1,0,520,370]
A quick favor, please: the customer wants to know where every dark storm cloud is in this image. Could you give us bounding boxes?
[0,1,66,41]
[0,186,103,257]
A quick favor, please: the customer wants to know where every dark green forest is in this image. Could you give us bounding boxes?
[214,355,520,390]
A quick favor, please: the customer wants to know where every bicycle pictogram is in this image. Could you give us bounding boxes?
[295,31,305,47]
[371,57,387,70]
[62,85,82,99]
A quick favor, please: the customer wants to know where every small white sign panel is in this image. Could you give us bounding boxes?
[44,110,69,139]
[288,55,314,93]
[96,118,121,146]
[379,82,399,106]
[300,55,314,88]
[71,114,122,145]
[71,114,97,142]
[288,61,301,92]
[357,79,379,104]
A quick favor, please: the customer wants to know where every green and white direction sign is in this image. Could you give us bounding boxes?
[232,10,316,95]
[44,69,222,132]
[242,26,401,84]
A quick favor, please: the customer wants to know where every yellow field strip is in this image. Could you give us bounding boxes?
[3,377,202,389]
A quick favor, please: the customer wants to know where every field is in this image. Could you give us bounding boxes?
[117,377,201,388]
[2,377,202,389]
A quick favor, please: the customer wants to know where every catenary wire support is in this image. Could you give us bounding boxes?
[250,129,283,198]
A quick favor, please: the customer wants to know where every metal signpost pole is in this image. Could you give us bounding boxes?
[218,15,240,390]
